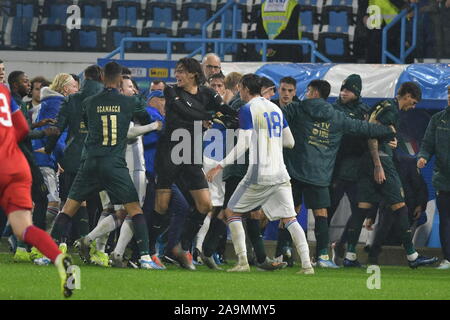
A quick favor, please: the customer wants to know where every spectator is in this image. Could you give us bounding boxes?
[363,0,406,63]
[27,76,50,123]
[256,0,302,62]
[223,72,242,104]
[8,70,31,111]
[417,85,450,270]
[271,76,299,108]
[150,80,165,92]
[202,53,222,80]
[208,73,226,97]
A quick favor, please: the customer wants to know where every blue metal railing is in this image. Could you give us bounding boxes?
[113,37,331,63]
[382,4,418,64]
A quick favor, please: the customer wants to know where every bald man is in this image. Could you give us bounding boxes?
[202,53,222,80]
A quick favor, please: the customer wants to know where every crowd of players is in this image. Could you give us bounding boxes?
[1,53,449,297]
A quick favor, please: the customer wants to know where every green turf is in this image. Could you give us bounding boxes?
[1,252,449,300]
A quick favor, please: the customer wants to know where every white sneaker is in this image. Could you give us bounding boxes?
[139,259,164,270]
[227,263,250,272]
[297,267,315,275]
[436,259,450,270]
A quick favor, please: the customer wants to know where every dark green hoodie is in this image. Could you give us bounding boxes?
[45,79,104,173]
[282,98,394,187]
[332,97,370,182]
[418,106,450,192]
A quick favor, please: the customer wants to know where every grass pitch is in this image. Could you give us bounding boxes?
[1,251,449,300]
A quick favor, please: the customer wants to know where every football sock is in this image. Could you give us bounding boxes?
[132,214,150,257]
[275,227,292,257]
[113,217,134,258]
[45,206,59,233]
[394,206,416,256]
[96,211,110,252]
[227,216,248,265]
[246,218,266,264]
[314,216,329,257]
[195,214,211,251]
[181,209,206,251]
[23,225,61,262]
[50,212,72,243]
[148,209,171,255]
[31,198,47,230]
[76,206,90,237]
[346,208,370,253]
[286,219,312,269]
[86,214,121,242]
[203,216,227,257]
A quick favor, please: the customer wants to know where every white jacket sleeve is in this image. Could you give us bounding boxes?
[218,129,252,168]
[282,126,295,149]
[127,122,160,139]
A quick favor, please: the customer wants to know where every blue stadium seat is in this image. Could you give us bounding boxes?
[322,0,357,26]
[142,20,177,53]
[11,0,38,18]
[4,17,38,49]
[111,0,142,21]
[176,21,204,53]
[78,0,107,20]
[106,19,143,51]
[318,25,355,61]
[299,24,320,56]
[299,8,315,26]
[36,20,67,50]
[42,0,73,21]
[72,18,107,51]
[146,2,177,26]
[180,1,211,26]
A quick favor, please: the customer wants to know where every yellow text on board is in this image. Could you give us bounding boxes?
[149,68,169,78]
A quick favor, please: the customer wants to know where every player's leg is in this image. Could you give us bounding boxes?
[40,167,61,233]
[262,182,312,274]
[202,176,239,269]
[301,183,337,268]
[51,159,98,243]
[436,191,450,269]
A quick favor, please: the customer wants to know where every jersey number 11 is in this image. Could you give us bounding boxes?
[101,115,117,146]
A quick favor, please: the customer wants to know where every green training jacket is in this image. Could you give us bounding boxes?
[418,106,450,192]
[282,98,394,187]
[332,97,370,182]
[45,79,104,174]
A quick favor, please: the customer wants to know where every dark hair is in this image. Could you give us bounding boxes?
[152,80,165,85]
[176,57,206,86]
[122,66,132,76]
[398,81,422,101]
[8,70,25,88]
[260,76,275,89]
[131,79,140,93]
[70,74,80,85]
[84,65,103,82]
[30,76,48,87]
[104,62,123,82]
[280,76,297,87]
[308,80,331,99]
[29,76,50,97]
[240,73,262,96]
[0,59,3,64]
[208,72,225,83]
